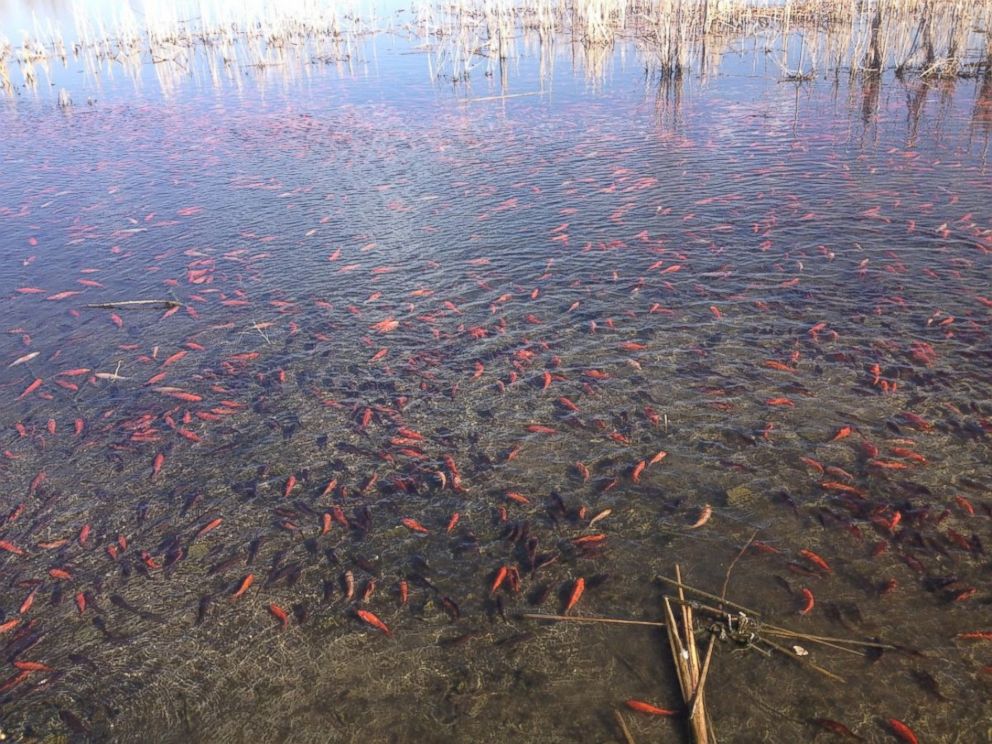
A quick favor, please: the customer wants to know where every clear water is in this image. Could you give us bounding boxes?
[1,6,992,743]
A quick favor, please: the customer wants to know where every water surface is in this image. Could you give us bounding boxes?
[2,5,992,743]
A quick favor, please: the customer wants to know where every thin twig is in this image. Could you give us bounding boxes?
[521,613,666,628]
[763,628,895,650]
[457,91,543,102]
[86,300,180,310]
[657,577,760,617]
[763,630,867,656]
[760,637,845,683]
[613,709,637,744]
[720,529,759,603]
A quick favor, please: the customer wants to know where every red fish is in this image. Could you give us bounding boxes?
[625,699,677,716]
[19,589,37,615]
[799,587,815,615]
[154,388,202,402]
[955,495,975,516]
[29,470,47,496]
[268,603,289,628]
[799,549,832,573]
[356,609,391,636]
[231,574,254,600]
[565,577,585,613]
[151,453,165,479]
[13,661,53,672]
[490,566,508,594]
[16,378,43,400]
[889,447,926,463]
[900,412,932,431]
[161,350,187,367]
[195,518,222,540]
[401,518,429,534]
[887,719,918,744]
[819,481,866,498]
[0,540,25,556]
[527,424,558,434]
[649,450,668,466]
[446,513,460,533]
[283,474,297,498]
[956,631,992,641]
[763,359,795,373]
[620,341,647,351]
[370,318,399,333]
[688,504,712,529]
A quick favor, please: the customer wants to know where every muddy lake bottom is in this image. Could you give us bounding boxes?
[1,26,992,744]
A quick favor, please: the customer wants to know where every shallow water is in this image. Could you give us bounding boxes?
[1,7,992,744]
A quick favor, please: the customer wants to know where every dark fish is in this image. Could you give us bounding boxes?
[909,669,947,701]
[495,631,533,648]
[163,546,186,569]
[110,594,165,623]
[209,553,243,575]
[247,537,266,565]
[291,603,308,625]
[195,595,212,625]
[406,572,437,591]
[265,562,301,588]
[59,709,91,735]
[438,595,460,621]
[68,653,98,671]
[810,718,863,740]
[354,556,379,575]
[92,617,127,642]
[438,632,480,648]
[5,632,43,661]
[532,552,559,572]
[180,492,203,517]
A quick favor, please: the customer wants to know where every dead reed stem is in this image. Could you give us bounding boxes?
[521,612,665,627]
[666,564,711,744]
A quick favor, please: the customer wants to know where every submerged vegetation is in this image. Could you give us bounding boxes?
[2,0,992,96]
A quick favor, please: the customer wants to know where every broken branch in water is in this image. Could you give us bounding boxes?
[458,91,544,103]
[521,613,665,628]
[613,709,637,744]
[85,300,181,310]
[666,564,711,744]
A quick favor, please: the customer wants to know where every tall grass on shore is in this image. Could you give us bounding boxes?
[1,0,990,95]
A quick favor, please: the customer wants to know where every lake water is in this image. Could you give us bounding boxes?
[2,2,992,742]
